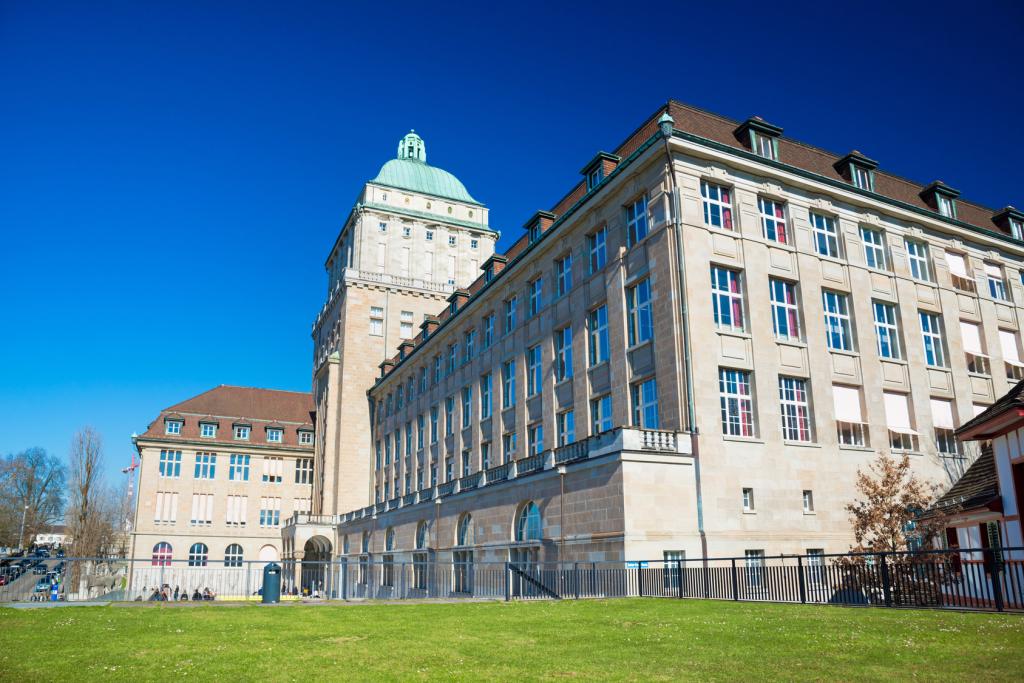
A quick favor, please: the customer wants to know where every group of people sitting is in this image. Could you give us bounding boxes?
[140,584,216,602]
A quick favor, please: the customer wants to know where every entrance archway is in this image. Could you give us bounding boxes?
[301,536,333,595]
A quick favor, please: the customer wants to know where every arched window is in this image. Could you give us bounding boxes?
[258,544,279,562]
[385,527,395,552]
[515,502,542,542]
[188,543,209,567]
[457,514,473,547]
[361,531,369,553]
[224,544,243,567]
[152,542,172,566]
[415,521,428,550]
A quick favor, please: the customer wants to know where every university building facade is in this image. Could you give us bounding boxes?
[134,101,1024,582]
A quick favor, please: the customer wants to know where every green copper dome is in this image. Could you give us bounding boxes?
[370,131,480,205]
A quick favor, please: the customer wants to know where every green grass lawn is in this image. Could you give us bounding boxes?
[1,599,1021,681]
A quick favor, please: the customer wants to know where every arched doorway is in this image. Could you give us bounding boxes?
[302,536,332,596]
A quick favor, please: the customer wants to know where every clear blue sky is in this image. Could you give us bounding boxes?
[1,0,1022,484]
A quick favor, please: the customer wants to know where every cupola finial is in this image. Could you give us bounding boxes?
[397,131,426,163]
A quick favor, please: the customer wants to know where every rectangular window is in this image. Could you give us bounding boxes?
[430,406,439,442]
[711,266,744,331]
[417,414,426,449]
[588,228,607,273]
[480,443,491,470]
[985,263,1008,301]
[433,355,442,383]
[200,423,216,438]
[931,398,960,456]
[701,180,734,230]
[295,458,313,485]
[586,166,603,191]
[194,453,216,480]
[591,394,613,434]
[384,435,392,465]
[626,278,653,346]
[556,254,573,297]
[758,197,788,244]
[502,432,517,462]
[555,326,573,381]
[945,251,975,293]
[165,420,182,435]
[483,314,494,348]
[745,549,765,587]
[447,344,457,374]
[502,359,516,408]
[906,240,931,281]
[810,212,840,258]
[480,374,492,419]
[834,385,867,447]
[1010,218,1024,241]
[463,329,476,363]
[852,165,873,191]
[802,490,814,513]
[228,454,250,481]
[873,301,901,359]
[1000,330,1024,381]
[370,306,384,336]
[752,130,777,159]
[822,290,853,351]
[405,422,413,456]
[884,392,918,452]
[588,305,609,366]
[920,311,946,367]
[449,235,457,247]
[298,430,313,445]
[719,369,754,437]
[461,386,472,428]
[399,310,414,338]
[259,497,281,528]
[154,491,179,524]
[426,229,434,241]
[504,297,518,333]
[557,410,575,446]
[769,279,800,341]
[742,488,755,512]
[190,493,214,526]
[961,321,990,375]
[159,450,182,478]
[379,221,387,232]
[461,450,471,477]
[445,456,454,482]
[445,396,455,435]
[778,377,812,442]
[626,196,649,246]
[937,195,956,218]
[861,228,887,270]
[528,423,544,455]
[419,366,428,393]
[527,345,542,397]
[262,457,283,483]
[266,428,283,443]
[529,278,543,316]
[631,378,659,429]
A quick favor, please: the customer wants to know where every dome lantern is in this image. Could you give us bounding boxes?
[397,130,426,163]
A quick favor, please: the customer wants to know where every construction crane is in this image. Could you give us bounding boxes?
[122,434,140,532]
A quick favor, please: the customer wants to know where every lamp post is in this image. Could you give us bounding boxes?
[557,466,567,563]
[18,504,28,551]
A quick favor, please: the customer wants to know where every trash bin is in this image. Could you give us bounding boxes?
[262,563,281,604]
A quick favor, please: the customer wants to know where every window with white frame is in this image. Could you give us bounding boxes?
[757,197,788,244]
[502,359,516,408]
[752,130,777,159]
[200,423,217,438]
[711,266,744,331]
[225,495,247,526]
[745,549,765,586]
[906,240,931,281]
[769,279,800,341]
[526,345,542,397]
[931,398,960,457]
[810,212,840,258]
[529,278,543,316]
[778,377,812,442]
[919,311,946,367]
[872,301,901,359]
[528,423,544,455]
[586,165,603,191]
[852,165,873,191]
[588,227,607,272]
[426,229,434,241]
[631,378,659,429]
[165,420,182,435]
[591,394,612,434]
[1010,217,1024,240]
[267,428,283,443]
[944,251,975,293]
[822,290,853,351]
[400,310,414,337]
[461,386,472,428]
[262,457,283,483]
[447,343,457,373]
[626,196,649,246]
[153,491,179,524]
[626,278,653,346]
[1000,330,1024,381]
[742,487,755,512]
[194,452,216,479]
[554,326,573,381]
[555,254,572,297]
[960,320,990,375]
[701,180,734,230]
[298,430,313,445]
[588,305,609,366]
[370,306,384,336]
[448,235,457,246]
[483,314,494,348]
[227,454,250,481]
[936,194,956,218]
[419,366,428,393]
[833,385,867,447]
[464,329,476,363]
[502,432,517,462]
[188,542,209,567]
[884,392,918,452]
[557,410,575,446]
[802,490,815,513]
[985,263,1008,300]
[295,458,313,485]
[233,425,250,440]
[417,414,425,449]
[190,493,213,526]
[861,227,887,270]
[259,497,281,527]
[480,373,492,419]
[433,355,442,383]
[159,450,182,478]
[445,396,455,435]
[719,368,754,437]
[430,406,438,442]
[504,296,517,333]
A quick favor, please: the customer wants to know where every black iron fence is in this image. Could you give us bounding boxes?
[1,547,1021,611]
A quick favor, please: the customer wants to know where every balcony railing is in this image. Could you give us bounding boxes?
[639,429,677,452]
[517,454,543,475]
[485,463,509,483]
[553,440,588,464]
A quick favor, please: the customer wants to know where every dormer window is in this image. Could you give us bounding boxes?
[736,117,783,162]
[993,207,1024,241]
[165,420,182,435]
[267,428,283,443]
[234,425,250,440]
[484,265,494,283]
[200,423,217,438]
[299,430,313,446]
[528,223,540,243]
[835,151,878,192]
[922,181,960,220]
[853,166,873,191]
[1012,218,1024,241]
[586,166,603,191]
[581,152,619,192]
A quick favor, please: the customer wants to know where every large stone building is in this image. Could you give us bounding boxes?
[135,101,1024,582]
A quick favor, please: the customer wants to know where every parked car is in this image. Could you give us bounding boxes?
[34,579,50,593]
[32,564,48,575]
[0,575,8,587]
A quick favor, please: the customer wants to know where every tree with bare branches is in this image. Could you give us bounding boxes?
[67,427,119,558]
[0,448,66,547]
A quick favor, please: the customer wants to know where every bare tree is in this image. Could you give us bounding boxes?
[67,427,118,558]
[0,448,66,547]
